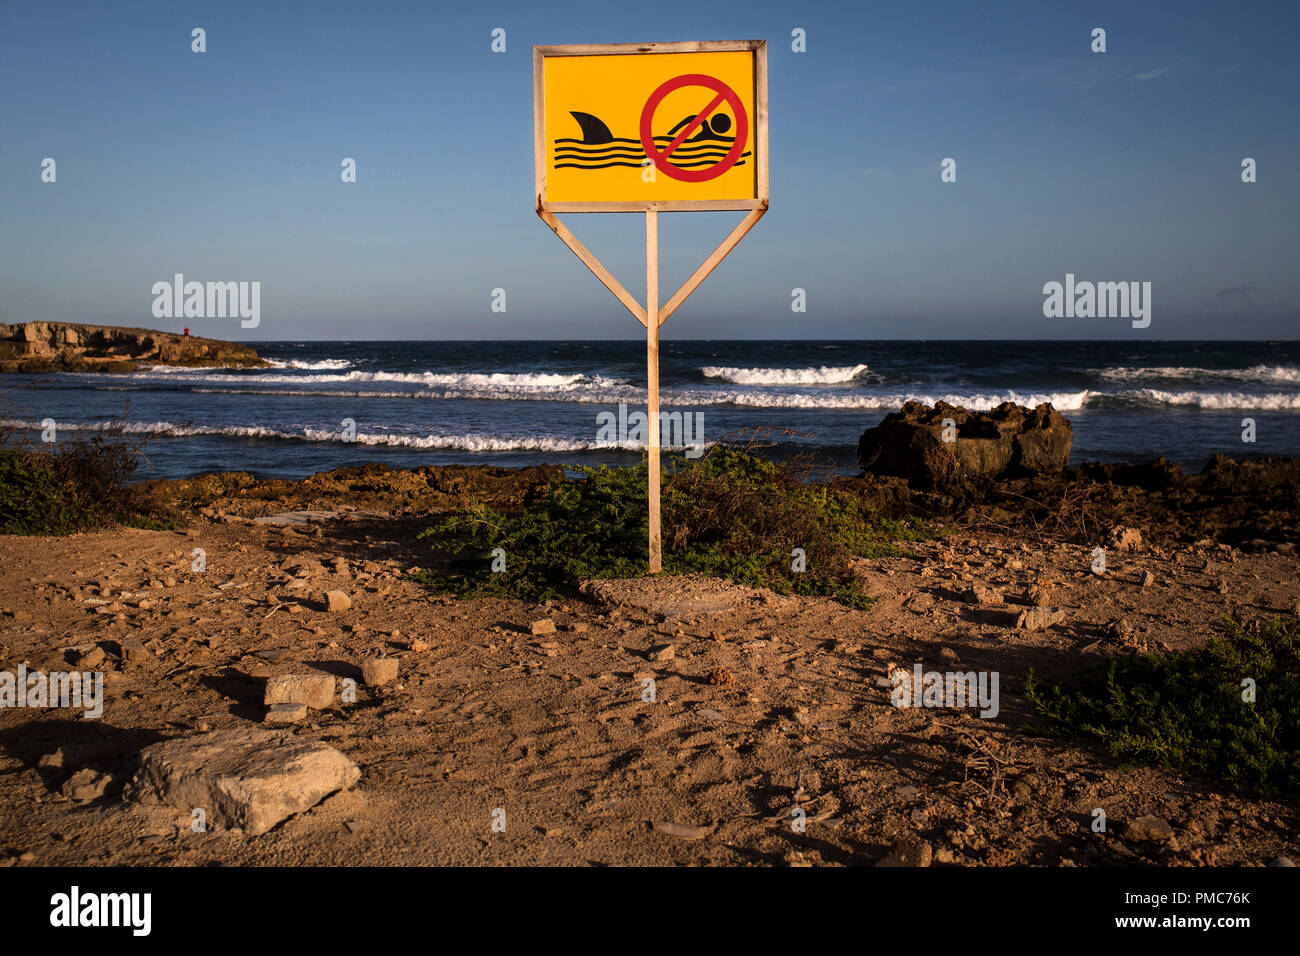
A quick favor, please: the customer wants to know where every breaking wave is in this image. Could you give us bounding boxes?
[0,419,708,453]
[1091,389,1300,410]
[77,382,1300,411]
[1095,364,1300,385]
[114,368,605,389]
[701,364,871,385]
[263,358,354,371]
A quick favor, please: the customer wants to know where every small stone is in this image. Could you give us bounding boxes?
[530,618,557,636]
[323,590,352,613]
[1106,617,1133,640]
[877,836,932,867]
[1268,855,1295,867]
[966,584,1003,605]
[409,638,429,652]
[265,702,308,724]
[264,673,335,710]
[938,647,957,664]
[1110,526,1143,551]
[708,666,735,686]
[1123,814,1174,842]
[361,658,399,687]
[61,769,112,803]
[118,637,150,661]
[1016,606,1064,631]
[652,821,711,840]
[38,750,64,769]
[75,647,105,669]
[650,643,675,663]
[1140,570,1155,588]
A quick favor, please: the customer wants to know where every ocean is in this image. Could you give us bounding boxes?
[3,340,1298,482]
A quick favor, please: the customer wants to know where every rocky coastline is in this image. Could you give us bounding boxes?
[0,321,264,373]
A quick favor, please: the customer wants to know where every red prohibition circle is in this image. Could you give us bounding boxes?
[639,74,749,183]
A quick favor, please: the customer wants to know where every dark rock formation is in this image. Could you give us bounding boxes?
[857,400,1073,490]
[1079,456,1183,490]
[0,321,264,372]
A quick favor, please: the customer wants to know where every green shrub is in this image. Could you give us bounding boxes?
[418,447,926,606]
[1025,616,1300,795]
[0,423,173,535]
[0,449,84,534]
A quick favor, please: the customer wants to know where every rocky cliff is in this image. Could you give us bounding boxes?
[0,322,265,372]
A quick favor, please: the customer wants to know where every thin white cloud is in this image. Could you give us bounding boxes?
[1133,67,1174,80]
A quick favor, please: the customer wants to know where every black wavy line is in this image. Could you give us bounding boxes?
[553,135,736,145]
[554,137,642,145]
[554,159,749,170]
[556,144,748,153]
[553,150,759,161]
[555,147,751,156]
[554,150,745,160]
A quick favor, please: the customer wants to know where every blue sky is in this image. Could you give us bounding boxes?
[1,0,1296,340]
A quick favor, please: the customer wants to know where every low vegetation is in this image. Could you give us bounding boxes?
[418,446,925,606]
[0,420,175,534]
[1025,616,1300,796]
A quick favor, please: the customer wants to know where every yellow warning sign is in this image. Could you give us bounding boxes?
[535,42,767,209]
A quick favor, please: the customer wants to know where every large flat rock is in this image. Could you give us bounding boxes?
[130,728,360,835]
[254,511,341,526]
[580,575,783,619]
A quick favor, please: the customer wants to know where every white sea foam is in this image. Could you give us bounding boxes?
[263,358,354,371]
[158,386,1099,410]
[112,367,597,388]
[1103,389,1300,410]
[0,419,707,453]
[75,382,1300,412]
[1095,364,1300,385]
[701,364,871,385]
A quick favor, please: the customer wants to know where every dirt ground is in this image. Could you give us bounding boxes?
[1,489,1296,866]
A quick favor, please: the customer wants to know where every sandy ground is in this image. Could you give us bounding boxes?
[0,500,1296,868]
